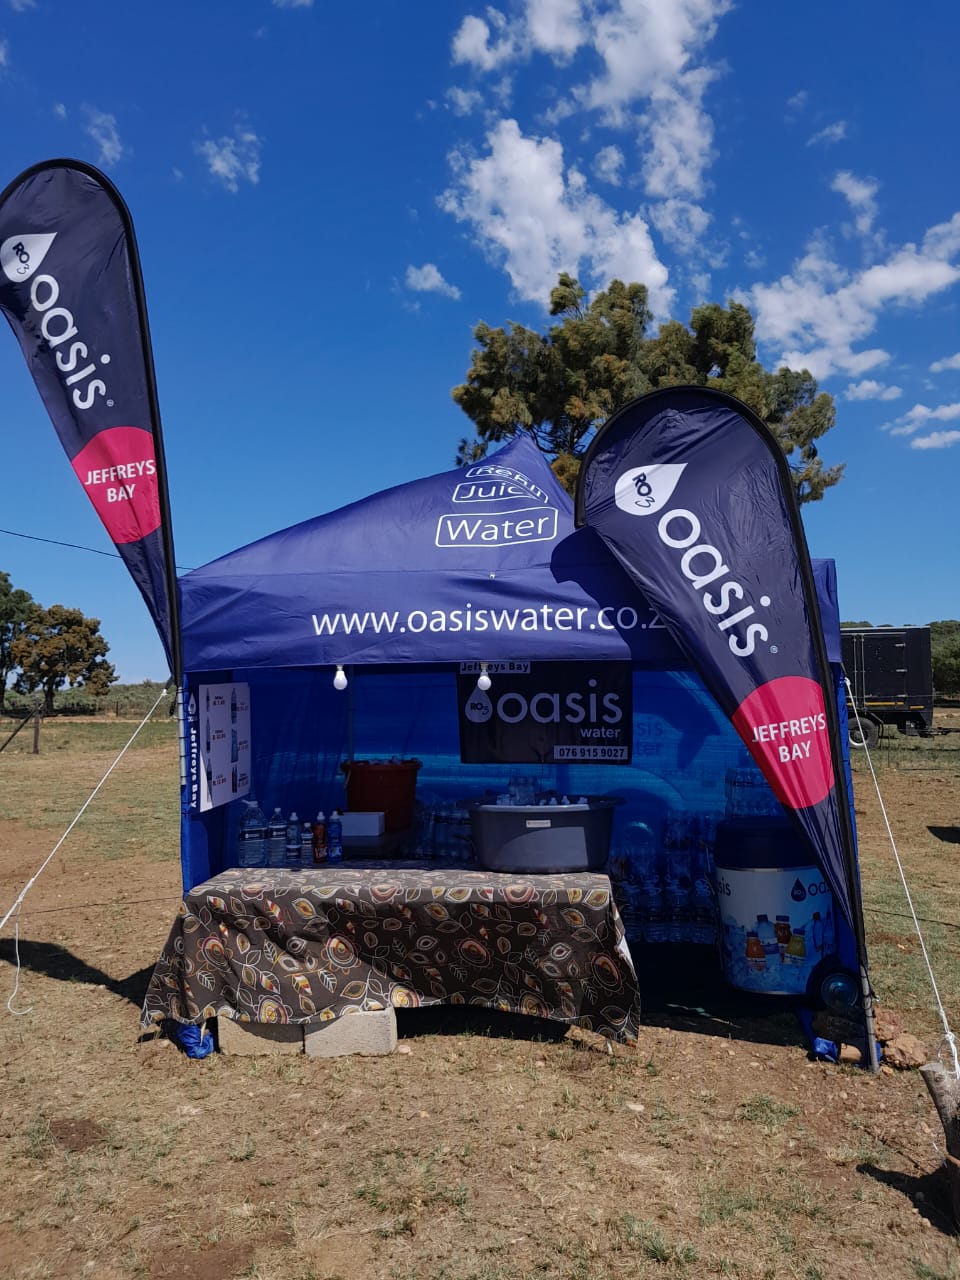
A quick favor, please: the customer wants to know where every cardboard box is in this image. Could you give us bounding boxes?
[341,810,385,837]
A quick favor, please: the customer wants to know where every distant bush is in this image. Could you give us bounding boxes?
[2,679,170,719]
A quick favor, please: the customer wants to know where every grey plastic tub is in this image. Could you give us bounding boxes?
[466,797,623,874]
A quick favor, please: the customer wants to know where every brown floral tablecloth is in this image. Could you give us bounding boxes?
[141,862,641,1043]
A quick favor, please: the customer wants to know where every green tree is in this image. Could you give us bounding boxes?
[452,273,843,503]
[0,571,34,714]
[10,603,117,714]
[931,621,960,696]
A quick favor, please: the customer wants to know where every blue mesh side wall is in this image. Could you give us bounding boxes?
[182,664,766,888]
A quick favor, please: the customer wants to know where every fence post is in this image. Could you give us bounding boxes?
[32,709,41,754]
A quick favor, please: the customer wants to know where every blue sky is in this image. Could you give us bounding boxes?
[1,0,958,682]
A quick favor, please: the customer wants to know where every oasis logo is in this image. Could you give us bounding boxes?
[464,680,623,727]
[458,662,632,764]
[0,232,111,411]
[614,462,773,659]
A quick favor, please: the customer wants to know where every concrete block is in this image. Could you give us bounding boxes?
[217,1016,304,1056]
[303,1007,398,1058]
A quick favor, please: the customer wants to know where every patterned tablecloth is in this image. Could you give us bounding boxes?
[141,862,641,1043]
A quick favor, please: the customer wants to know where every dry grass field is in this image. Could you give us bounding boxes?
[0,710,958,1280]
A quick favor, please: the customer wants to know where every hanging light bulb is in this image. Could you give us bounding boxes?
[476,663,492,692]
[333,665,348,691]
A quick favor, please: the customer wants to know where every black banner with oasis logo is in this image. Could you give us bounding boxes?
[0,159,181,680]
[457,662,632,764]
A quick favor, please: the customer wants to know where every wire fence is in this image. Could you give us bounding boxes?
[850,734,960,774]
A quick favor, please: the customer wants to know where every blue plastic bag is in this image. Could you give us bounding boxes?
[164,1019,215,1059]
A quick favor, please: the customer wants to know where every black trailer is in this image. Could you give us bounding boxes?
[840,626,934,747]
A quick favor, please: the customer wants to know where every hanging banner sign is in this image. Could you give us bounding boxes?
[188,682,251,811]
[574,386,858,933]
[458,661,632,764]
[0,159,180,677]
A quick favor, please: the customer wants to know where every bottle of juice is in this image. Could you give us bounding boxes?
[785,926,807,965]
[774,915,792,960]
[312,812,327,864]
[745,930,766,972]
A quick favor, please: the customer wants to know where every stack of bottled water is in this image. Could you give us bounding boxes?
[725,766,782,819]
[608,810,720,946]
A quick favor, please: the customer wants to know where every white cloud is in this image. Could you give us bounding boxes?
[637,66,717,202]
[831,170,879,238]
[83,107,124,167]
[923,212,960,259]
[648,197,711,255]
[405,263,461,300]
[750,220,960,380]
[689,270,710,298]
[53,102,66,118]
[887,402,960,436]
[806,121,847,147]
[527,0,585,57]
[9,0,35,9]
[447,86,483,116]
[593,143,624,185]
[452,10,520,71]
[196,127,262,193]
[743,246,765,271]
[272,0,312,7]
[930,352,960,373]
[441,117,672,313]
[785,89,807,118]
[911,430,960,450]
[0,39,9,68]
[844,380,901,401]
[448,1,729,249]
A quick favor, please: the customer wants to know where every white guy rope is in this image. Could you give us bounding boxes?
[845,677,960,1078]
[0,685,171,1011]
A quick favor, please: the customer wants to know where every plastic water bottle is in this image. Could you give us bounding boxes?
[285,811,302,865]
[327,810,343,862]
[238,800,267,868]
[266,807,286,867]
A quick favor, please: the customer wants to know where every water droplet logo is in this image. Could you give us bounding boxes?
[464,688,492,723]
[791,878,807,903]
[1,232,57,284]
[614,463,686,517]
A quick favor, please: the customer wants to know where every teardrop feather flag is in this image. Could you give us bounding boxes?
[0,158,181,681]
[575,386,874,1060]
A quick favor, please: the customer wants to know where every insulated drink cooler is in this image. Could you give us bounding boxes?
[713,818,837,997]
[340,759,422,831]
[466,797,623,874]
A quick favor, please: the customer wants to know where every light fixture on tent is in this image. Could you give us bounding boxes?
[333,665,348,691]
[476,663,491,692]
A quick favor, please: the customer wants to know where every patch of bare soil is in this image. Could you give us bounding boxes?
[0,736,958,1278]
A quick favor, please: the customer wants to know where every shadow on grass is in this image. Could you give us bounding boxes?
[858,1162,958,1236]
[397,943,811,1053]
[633,942,810,1051]
[0,937,154,1008]
[930,826,960,845]
[396,1004,569,1043]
